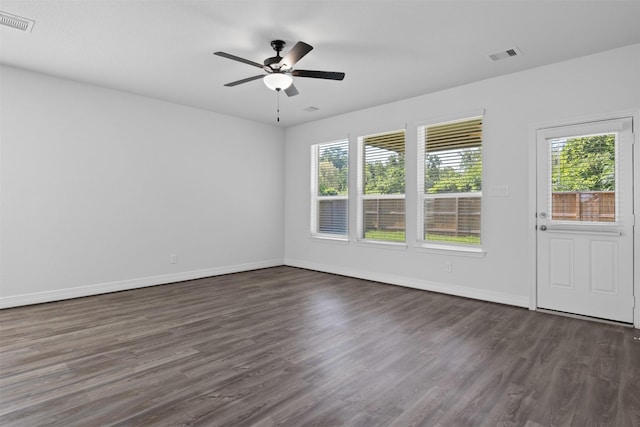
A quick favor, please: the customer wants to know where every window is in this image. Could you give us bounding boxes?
[418,117,482,246]
[311,140,349,238]
[358,129,406,242]
[550,133,615,222]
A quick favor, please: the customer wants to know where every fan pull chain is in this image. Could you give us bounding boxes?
[276,89,281,122]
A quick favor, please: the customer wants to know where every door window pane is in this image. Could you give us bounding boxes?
[550,133,615,222]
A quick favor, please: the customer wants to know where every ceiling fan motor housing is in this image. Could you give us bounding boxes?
[265,40,286,70]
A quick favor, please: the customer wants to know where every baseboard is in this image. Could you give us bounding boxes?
[2,258,530,310]
[0,259,284,309]
[285,258,529,308]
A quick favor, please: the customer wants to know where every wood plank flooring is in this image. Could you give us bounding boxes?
[1,266,639,426]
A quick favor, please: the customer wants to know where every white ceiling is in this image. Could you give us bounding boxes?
[1,1,640,127]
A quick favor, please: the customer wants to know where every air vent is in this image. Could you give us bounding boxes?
[304,106,320,112]
[0,11,35,32]
[489,47,521,61]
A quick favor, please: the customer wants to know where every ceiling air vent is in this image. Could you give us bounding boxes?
[489,47,521,61]
[0,11,35,32]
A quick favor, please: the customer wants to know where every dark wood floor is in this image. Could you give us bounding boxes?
[1,267,639,426]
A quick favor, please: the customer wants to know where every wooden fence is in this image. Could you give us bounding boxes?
[347,191,614,237]
[363,198,405,232]
[552,191,614,222]
[424,196,481,238]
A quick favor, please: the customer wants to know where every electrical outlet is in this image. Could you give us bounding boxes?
[445,262,452,273]
[170,254,178,264]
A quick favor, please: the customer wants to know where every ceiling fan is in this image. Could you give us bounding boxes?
[214,40,345,97]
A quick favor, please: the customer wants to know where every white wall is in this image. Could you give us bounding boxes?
[0,66,285,307]
[2,44,638,311]
[284,44,640,307]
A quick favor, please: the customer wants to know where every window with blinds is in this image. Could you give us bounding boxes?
[418,117,482,245]
[311,140,349,237]
[359,129,406,242]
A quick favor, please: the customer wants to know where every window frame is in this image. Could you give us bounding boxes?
[357,128,407,245]
[417,115,484,251]
[310,139,349,240]
[547,131,618,225]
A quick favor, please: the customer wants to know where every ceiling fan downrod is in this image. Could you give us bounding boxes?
[265,40,286,71]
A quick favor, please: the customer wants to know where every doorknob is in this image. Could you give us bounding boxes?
[539,225,547,231]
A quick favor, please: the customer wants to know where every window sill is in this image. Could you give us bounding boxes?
[415,243,486,258]
[354,239,408,251]
[310,234,350,244]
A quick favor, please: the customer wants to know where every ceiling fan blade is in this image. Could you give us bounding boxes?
[224,75,265,87]
[292,70,345,80]
[279,41,313,68]
[285,84,299,97]
[214,51,264,69]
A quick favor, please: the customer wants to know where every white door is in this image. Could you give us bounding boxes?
[536,118,634,323]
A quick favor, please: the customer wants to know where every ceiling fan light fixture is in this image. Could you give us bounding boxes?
[263,73,293,91]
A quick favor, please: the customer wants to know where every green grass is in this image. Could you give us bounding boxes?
[364,230,480,245]
[364,230,406,242]
[426,234,481,245]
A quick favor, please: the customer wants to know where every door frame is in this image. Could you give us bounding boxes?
[528,110,639,328]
